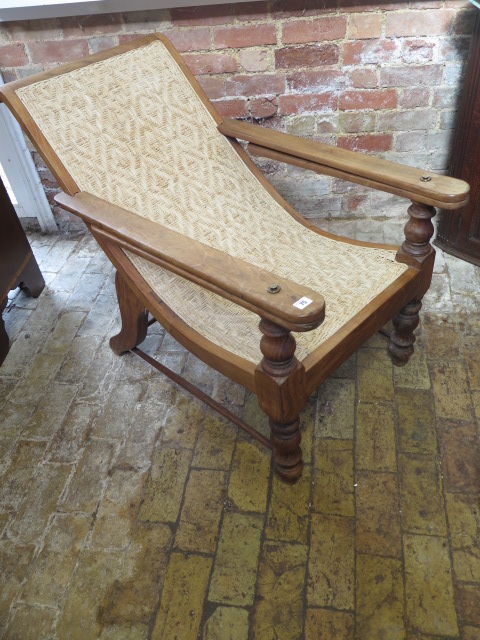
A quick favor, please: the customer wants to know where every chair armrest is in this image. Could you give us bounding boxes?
[55,191,325,332]
[218,118,469,210]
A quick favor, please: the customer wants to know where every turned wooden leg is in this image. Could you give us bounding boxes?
[389,201,436,367]
[110,271,149,355]
[388,297,422,366]
[255,318,307,482]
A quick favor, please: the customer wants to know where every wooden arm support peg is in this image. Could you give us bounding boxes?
[389,201,436,366]
[255,318,307,482]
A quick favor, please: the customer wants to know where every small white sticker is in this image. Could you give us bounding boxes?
[293,296,313,310]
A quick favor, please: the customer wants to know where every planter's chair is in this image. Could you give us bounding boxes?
[0,35,469,481]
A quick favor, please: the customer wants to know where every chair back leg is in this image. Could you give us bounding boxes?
[110,271,149,355]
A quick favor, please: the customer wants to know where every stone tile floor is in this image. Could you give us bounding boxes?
[0,221,480,639]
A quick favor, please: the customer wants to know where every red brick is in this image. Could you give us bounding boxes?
[275,44,339,69]
[235,2,269,21]
[118,34,143,45]
[399,87,430,109]
[27,40,89,64]
[279,92,337,115]
[271,0,336,19]
[338,134,393,152]
[239,49,270,72]
[167,28,211,52]
[340,1,395,12]
[211,98,248,118]
[409,1,443,7]
[183,53,237,75]
[288,69,346,93]
[380,65,443,87]
[386,10,455,37]
[88,36,118,55]
[214,24,276,49]
[339,112,376,133]
[6,19,62,42]
[225,74,285,97]
[282,16,347,44]
[0,43,28,67]
[196,76,225,100]
[401,39,435,64]
[378,108,437,132]
[250,96,278,119]
[342,39,398,65]
[60,13,123,37]
[123,9,169,32]
[171,4,234,26]
[1,69,17,83]
[343,192,370,212]
[339,89,397,111]
[347,13,383,39]
[348,68,378,88]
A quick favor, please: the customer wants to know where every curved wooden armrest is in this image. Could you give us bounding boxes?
[218,118,469,210]
[55,191,325,332]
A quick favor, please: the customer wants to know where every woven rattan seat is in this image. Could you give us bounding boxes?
[1,34,469,481]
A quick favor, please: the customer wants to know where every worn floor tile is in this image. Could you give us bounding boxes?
[8,462,72,543]
[56,550,123,640]
[394,342,431,390]
[396,388,437,455]
[312,438,354,516]
[192,412,237,470]
[209,512,263,606]
[356,554,406,640]
[404,534,459,637]
[455,584,480,632]
[3,605,57,640]
[0,440,47,510]
[308,514,355,610]
[101,522,172,627]
[91,469,148,549]
[21,512,91,606]
[228,439,270,512]
[162,395,205,448]
[203,606,250,640]
[175,469,227,553]
[90,381,143,440]
[355,402,397,472]
[305,608,354,640]
[356,472,402,558]
[430,360,472,421]
[58,439,117,514]
[47,401,101,463]
[0,541,35,634]
[152,552,212,640]
[398,454,447,536]
[21,381,78,440]
[358,347,394,403]
[266,464,311,543]
[317,378,355,439]
[445,492,480,583]
[139,446,192,523]
[437,421,480,493]
[252,541,308,640]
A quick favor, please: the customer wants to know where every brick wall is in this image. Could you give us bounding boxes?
[0,0,475,232]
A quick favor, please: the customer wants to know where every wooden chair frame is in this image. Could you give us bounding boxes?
[0,34,469,482]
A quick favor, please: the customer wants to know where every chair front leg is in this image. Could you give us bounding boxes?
[110,271,149,355]
[255,318,308,482]
[389,201,436,366]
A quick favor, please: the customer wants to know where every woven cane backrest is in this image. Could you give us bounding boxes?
[14,38,407,361]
